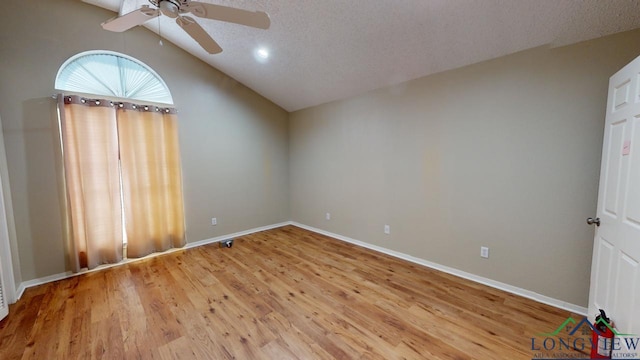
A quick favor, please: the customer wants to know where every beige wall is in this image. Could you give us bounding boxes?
[290,30,640,307]
[0,0,289,283]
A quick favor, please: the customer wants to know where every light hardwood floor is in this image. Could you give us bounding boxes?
[0,226,584,359]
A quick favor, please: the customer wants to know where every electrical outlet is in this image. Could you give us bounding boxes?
[326,212,331,220]
[211,217,217,226]
[480,246,489,259]
[384,225,390,234]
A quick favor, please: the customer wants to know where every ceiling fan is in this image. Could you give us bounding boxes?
[101,0,270,54]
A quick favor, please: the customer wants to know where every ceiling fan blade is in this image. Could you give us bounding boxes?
[176,16,223,54]
[186,2,270,29]
[102,5,160,32]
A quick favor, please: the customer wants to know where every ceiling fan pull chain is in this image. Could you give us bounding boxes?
[158,13,163,46]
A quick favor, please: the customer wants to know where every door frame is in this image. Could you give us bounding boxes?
[0,116,16,305]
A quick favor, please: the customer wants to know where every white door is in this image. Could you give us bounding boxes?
[588,55,640,333]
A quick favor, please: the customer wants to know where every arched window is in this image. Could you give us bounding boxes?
[55,51,184,272]
[55,50,174,104]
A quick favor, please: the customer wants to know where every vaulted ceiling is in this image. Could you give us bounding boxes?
[84,0,640,112]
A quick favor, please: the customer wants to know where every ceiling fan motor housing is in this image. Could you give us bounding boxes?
[149,0,189,17]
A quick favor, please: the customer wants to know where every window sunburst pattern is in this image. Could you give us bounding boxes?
[55,50,173,104]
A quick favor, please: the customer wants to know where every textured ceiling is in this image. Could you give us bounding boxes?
[84,0,640,112]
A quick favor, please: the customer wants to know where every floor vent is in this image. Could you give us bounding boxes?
[220,239,234,248]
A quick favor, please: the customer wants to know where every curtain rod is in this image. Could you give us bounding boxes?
[52,94,178,113]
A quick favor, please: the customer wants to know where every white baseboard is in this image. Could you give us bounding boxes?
[16,271,73,299]
[15,221,292,301]
[290,221,588,316]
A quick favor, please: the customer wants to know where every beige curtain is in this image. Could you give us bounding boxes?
[117,104,186,258]
[59,95,123,271]
[59,95,186,270]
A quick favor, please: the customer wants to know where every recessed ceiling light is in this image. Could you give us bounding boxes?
[255,47,270,62]
[257,48,269,59]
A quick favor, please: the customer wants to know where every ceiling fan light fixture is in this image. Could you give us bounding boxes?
[159,0,180,18]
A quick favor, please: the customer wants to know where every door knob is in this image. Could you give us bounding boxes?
[587,217,601,226]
